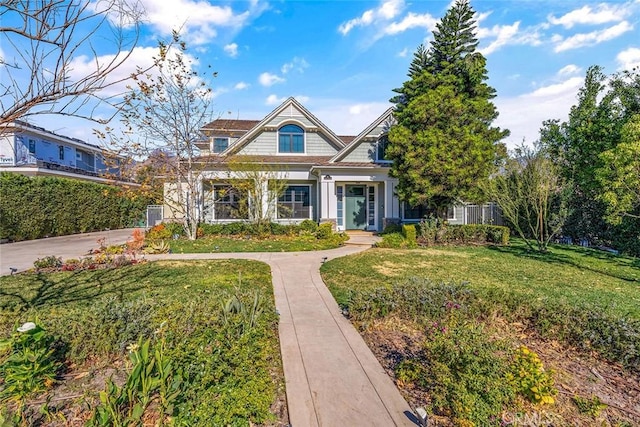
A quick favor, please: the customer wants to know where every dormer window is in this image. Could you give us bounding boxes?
[376,135,390,162]
[213,137,229,153]
[278,124,304,153]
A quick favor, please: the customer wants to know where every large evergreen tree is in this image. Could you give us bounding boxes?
[387,0,507,213]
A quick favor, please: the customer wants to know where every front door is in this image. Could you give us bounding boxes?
[346,185,367,229]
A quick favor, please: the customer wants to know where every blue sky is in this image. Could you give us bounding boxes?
[4,0,640,150]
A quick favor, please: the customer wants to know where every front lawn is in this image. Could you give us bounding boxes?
[169,233,346,253]
[323,240,640,320]
[320,241,640,426]
[0,260,286,426]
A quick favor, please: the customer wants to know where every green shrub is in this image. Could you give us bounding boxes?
[381,223,402,234]
[416,218,510,246]
[375,232,408,248]
[419,321,514,426]
[315,222,334,239]
[220,222,254,235]
[0,173,150,241]
[33,256,63,270]
[198,223,224,236]
[573,395,607,417]
[298,219,318,233]
[401,224,417,248]
[0,323,61,405]
[506,346,556,405]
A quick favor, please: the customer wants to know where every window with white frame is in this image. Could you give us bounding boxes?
[447,205,456,220]
[278,124,304,153]
[213,185,247,220]
[213,137,229,153]
[278,185,311,219]
[376,135,390,162]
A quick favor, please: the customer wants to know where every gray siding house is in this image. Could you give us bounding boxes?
[164,97,500,231]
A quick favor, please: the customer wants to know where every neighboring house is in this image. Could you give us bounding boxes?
[0,120,130,184]
[164,97,501,232]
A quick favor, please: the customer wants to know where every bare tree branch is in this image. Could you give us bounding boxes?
[1,0,151,128]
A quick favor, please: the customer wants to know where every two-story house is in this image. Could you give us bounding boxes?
[0,120,128,184]
[162,97,504,232]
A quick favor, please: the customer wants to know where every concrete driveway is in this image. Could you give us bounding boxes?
[0,228,138,275]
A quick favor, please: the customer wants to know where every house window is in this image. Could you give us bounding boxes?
[403,202,428,220]
[376,135,390,161]
[58,145,64,160]
[336,186,344,227]
[213,137,228,153]
[28,139,36,154]
[213,185,246,220]
[278,124,304,153]
[278,185,311,219]
[447,205,456,220]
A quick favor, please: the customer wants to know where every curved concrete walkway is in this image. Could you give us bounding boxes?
[0,231,417,426]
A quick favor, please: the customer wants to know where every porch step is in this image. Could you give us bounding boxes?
[344,231,381,246]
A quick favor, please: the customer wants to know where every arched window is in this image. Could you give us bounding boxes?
[278,124,304,153]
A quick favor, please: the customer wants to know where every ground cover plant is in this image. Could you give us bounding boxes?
[0,260,286,426]
[147,220,348,253]
[320,240,640,426]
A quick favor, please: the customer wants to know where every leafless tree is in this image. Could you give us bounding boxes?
[0,0,148,127]
[102,33,217,240]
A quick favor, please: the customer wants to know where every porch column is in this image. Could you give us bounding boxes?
[320,175,336,227]
[384,179,401,227]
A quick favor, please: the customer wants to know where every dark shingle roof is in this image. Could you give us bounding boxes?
[338,135,357,145]
[202,119,260,132]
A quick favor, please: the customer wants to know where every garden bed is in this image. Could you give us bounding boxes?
[0,260,287,426]
[320,241,640,426]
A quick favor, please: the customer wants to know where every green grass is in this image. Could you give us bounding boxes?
[0,260,284,425]
[169,233,346,253]
[320,240,640,425]
[321,239,640,319]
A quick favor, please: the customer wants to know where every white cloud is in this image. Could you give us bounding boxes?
[67,46,168,98]
[495,77,584,148]
[265,94,285,105]
[553,21,633,52]
[557,64,582,76]
[134,0,267,46]
[478,22,521,55]
[234,81,250,90]
[384,12,437,35]
[224,43,238,57]
[617,47,640,70]
[548,4,631,29]
[266,94,309,106]
[312,101,390,135]
[397,47,409,57]
[338,0,405,35]
[281,57,309,74]
[259,72,285,87]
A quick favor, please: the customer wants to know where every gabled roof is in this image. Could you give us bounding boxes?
[202,119,260,132]
[221,97,347,155]
[330,107,395,163]
[338,135,357,145]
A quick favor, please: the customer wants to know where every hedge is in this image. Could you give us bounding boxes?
[416,222,510,246]
[0,173,150,241]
